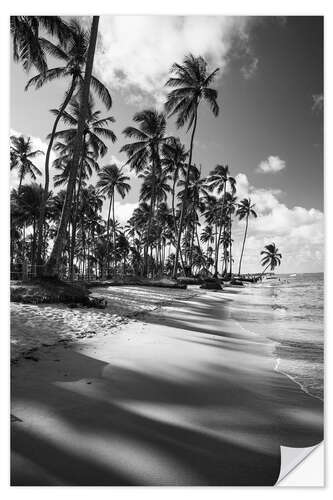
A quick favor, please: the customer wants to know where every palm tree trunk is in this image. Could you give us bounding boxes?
[229,216,233,277]
[171,172,186,274]
[214,186,226,277]
[36,75,77,273]
[112,190,116,277]
[260,263,271,277]
[45,16,99,277]
[69,161,84,280]
[172,106,198,279]
[18,170,24,193]
[105,195,112,279]
[238,215,248,276]
[144,159,156,277]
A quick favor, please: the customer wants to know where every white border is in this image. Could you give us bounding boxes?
[1,0,331,497]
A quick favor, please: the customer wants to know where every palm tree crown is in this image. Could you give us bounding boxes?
[120,109,170,172]
[165,53,220,130]
[97,164,131,199]
[261,243,282,272]
[25,19,111,109]
[237,198,257,220]
[10,135,44,190]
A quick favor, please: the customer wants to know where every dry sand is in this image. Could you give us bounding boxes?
[11,286,323,486]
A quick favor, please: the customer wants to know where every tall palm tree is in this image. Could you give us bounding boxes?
[26,19,112,272]
[207,164,236,276]
[10,135,44,192]
[260,243,282,276]
[121,109,170,276]
[45,16,100,276]
[237,198,257,275]
[165,54,220,278]
[97,164,131,276]
[50,95,116,156]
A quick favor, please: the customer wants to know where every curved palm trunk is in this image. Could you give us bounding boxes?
[260,263,271,277]
[238,215,248,276]
[45,16,99,277]
[172,107,198,279]
[36,75,77,273]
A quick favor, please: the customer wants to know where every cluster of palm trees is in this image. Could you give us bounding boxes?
[10,15,282,281]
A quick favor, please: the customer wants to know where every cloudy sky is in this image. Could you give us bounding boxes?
[10,15,324,274]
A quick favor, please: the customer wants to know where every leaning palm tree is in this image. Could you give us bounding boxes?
[237,198,257,275]
[10,135,44,192]
[121,109,171,276]
[45,16,100,276]
[260,243,282,276]
[27,18,112,272]
[165,54,220,278]
[97,164,131,276]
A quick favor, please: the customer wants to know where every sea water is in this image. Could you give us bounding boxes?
[228,273,324,400]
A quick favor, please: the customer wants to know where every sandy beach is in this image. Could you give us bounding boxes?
[11,285,323,486]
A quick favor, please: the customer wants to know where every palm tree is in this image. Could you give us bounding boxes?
[260,243,282,276]
[97,164,131,276]
[10,135,44,192]
[45,16,100,276]
[162,138,187,239]
[10,16,70,74]
[237,198,257,275]
[50,95,116,156]
[206,164,236,276]
[121,109,171,276]
[11,183,48,271]
[51,95,117,276]
[165,54,220,278]
[26,19,111,272]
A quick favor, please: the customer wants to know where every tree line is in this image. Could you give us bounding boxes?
[10,16,282,280]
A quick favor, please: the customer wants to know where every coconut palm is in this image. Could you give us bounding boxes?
[162,139,187,232]
[10,16,70,74]
[10,135,44,192]
[96,164,131,276]
[206,164,236,276]
[50,95,116,157]
[260,243,282,275]
[46,16,100,276]
[165,54,220,277]
[27,18,111,272]
[237,198,257,275]
[121,109,171,276]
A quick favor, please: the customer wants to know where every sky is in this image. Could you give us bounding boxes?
[10,15,324,274]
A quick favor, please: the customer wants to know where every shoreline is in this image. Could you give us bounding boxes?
[11,284,323,485]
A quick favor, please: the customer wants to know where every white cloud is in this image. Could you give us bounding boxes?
[95,16,258,104]
[101,200,137,227]
[256,155,286,174]
[231,173,324,273]
[312,93,323,113]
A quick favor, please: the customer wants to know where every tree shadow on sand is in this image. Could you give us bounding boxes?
[11,292,323,486]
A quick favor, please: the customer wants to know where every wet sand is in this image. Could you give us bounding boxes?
[11,287,323,485]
